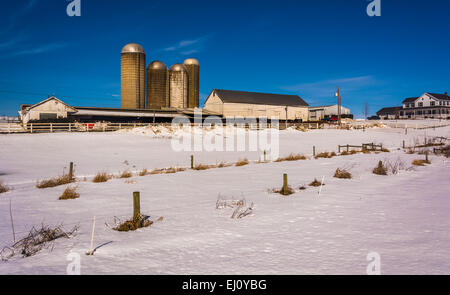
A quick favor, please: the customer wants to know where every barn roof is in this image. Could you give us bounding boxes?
[210,89,309,107]
[376,106,402,115]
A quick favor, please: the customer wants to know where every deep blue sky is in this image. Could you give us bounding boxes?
[0,0,449,117]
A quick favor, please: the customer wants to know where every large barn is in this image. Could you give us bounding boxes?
[203,89,309,122]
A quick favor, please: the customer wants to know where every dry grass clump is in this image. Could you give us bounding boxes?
[270,186,295,196]
[0,181,10,194]
[381,147,390,153]
[217,162,232,168]
[0,225,78,260]
[36,174,74,189]
[113,215,153,232]
[373,161,388,175]
[92,172,113,183]
[412,159,431,166]
[309,178,325,187]
[315,152,337,159]
[235,158,249,167]
[275,153,307,162]
[193,164,215,171]
[299,185,307,190]
[340,150,360,156]
[119,170,133,178]
[58,186,80,200]
[334,168,352,179]
[149,167,186,174]
[138,169,149,176]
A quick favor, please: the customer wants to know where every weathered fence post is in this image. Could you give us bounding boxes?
[403,140,405,149]
[346,144,349,152]
[133,192,141,222]
[30,123,33,134]
[338,145,341,153]
[50,123,53,133]
[264,150,267,162]
[69,162,74,180]
[69,123,72,132]
[283,174,288,195]
[191,155,194,169]
[425,151,429,163]
[313,146,316,157]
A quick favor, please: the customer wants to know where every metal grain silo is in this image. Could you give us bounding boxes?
[121,43,146,109]
[147,61,169,109]
[184,58,199,108]
[169,64,188,109]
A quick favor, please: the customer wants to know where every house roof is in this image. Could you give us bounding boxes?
[377,107,402,115]
[402,97,419,103]
[428,93,450,100]
[210,89,309,107]
[25,97,77,112]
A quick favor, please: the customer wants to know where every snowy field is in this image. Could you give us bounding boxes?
[0,123,449,274]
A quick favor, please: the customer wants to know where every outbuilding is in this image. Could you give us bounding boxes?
[203,89,309,122]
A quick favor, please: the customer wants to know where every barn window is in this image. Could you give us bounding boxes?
[39,113,58,120]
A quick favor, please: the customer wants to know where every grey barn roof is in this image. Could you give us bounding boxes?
[212,89,309,107]
[377,106,402,115]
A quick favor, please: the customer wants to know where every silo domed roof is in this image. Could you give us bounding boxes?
[184,58,199,66]
[121,43,145,54]
[148,60,167,70]
[170,64,187,72]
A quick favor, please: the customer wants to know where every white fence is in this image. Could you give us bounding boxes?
[0,122,323,134]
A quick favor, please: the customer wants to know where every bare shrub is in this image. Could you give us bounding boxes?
[231,202,254,219]
[309,178,325,187]
[373,161,387,176]
[315,152,337,159]
[113,215,153,232]
[235,158,249,167]
[0,181,10,194]
[92,172,113,183]
[36,174,74,189]
[216,196,253,219]
[275,153,307,162]
[119,170,133,178]
[1,224,78,260]
[299,185,307,190]
[59,186,80,200]
[334,168,352,179]
[385,158,413,174]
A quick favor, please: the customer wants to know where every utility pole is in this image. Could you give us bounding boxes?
[285,106,288,129]
[335,87,341,127]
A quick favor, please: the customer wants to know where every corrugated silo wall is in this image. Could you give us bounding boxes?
[169,71,188,108]
[121,52,146,109]
[147,67,169,108]
[185,64,199,108]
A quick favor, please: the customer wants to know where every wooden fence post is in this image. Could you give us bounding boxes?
[69,123,72,132]
[403,140,405,149]
[50,123,53,133]
[338,145,341,153]
[69,162,74,180]
[425,151,429,163]
[264,150,267,162]
[191,155,194,169]
[30,123,33,134]
[313,146,316,157]
[133,192,141,222]
[283,174,288,195]
[346,144,349,152]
